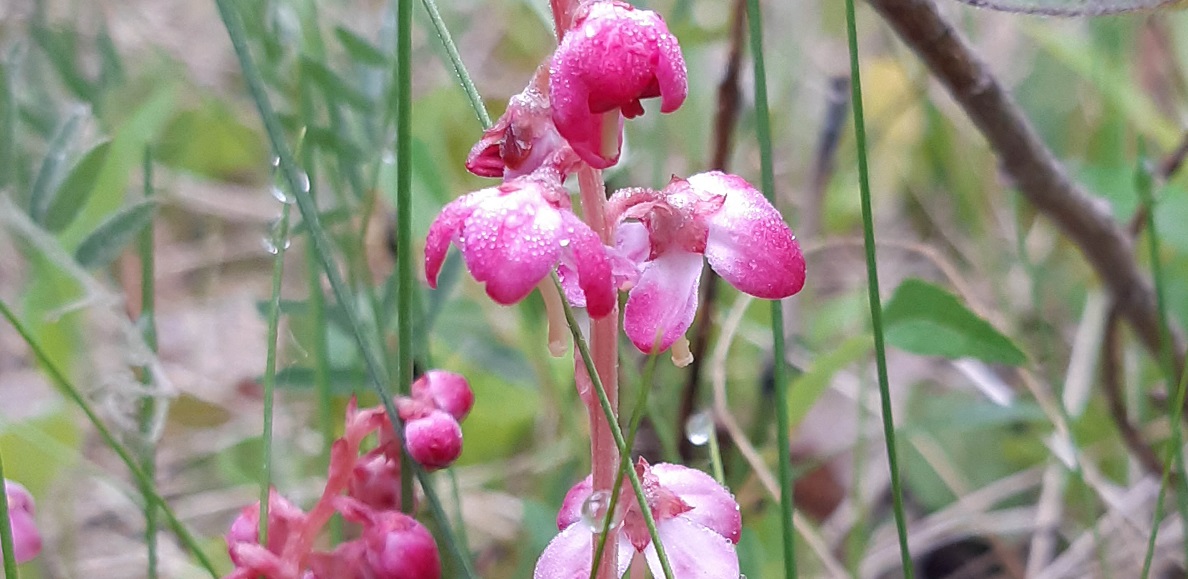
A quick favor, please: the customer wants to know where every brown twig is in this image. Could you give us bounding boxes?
[1101,308,1167,477]
[865,0,1185,396]
[676,0,746,461]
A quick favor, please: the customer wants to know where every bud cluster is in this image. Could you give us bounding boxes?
[223,371,473,579]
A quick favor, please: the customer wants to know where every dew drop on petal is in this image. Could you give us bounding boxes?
[685,409,713,446]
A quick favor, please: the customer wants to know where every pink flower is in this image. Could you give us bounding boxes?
[609,171,805,353]
[550,0,687,168]
[467,76,579,180]
[4,480,41,564]
[425,173,615,318]
[534,460,741,579]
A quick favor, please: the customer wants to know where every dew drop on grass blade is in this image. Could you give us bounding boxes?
[949,0,1181,16]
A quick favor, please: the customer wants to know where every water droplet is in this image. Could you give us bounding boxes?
[297,171,311,193]
[558,238,571,247]
[382,150,396,165]
[685,409,713,446]
[270,185,294,204]
[580,491,616,531]
[271,156,281,168]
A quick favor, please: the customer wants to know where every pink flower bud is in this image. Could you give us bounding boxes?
[412,370,475,422]
[4,480,41,564]
[361,511,441,579]
[403,410,463,470]
[226,489,306,565]
[349,449,404,512]
[550,0,687,168]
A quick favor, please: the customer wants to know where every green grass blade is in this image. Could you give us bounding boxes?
[0,300,218,577]
[136,146,159,579]
[258,202,291,547]
[843,0,914,575]
[418,0,491,129]
[395,0,417,514]
[743,0,797,574]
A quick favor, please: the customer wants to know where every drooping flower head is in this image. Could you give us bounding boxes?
[4,480,41,564]
[425,172,615,318]
[609,171,806,353]
[534,460,741,578]
[550,0,687,168]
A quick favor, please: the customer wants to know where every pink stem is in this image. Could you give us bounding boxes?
[577,165,620,579]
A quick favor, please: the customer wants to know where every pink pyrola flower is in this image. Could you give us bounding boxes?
[4,480,41,564]
[609,171,806,353]
[336,498,442,579]
[425,172,615,318]
[411,370,475,422]
[550,0,687,168]
[403,410,464,470]
[534,460,741,579]
[467,73,579,180]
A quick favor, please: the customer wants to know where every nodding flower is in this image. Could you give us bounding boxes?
[609,171,806,354]
[549,0,687,169]
[425,171,615,319]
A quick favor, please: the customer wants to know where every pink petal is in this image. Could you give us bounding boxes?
[458,188,563,305]
[559,211,614,318]
[557,476,594,530]
[690,172,806,299]
[654,28,688,114]
[534,523,632,579]
[645,517,739,579]
[424,189,494,288]
[623,250,703,353]
[9,509,41,564]
[650,463,741,543]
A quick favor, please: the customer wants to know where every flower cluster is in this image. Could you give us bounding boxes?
[427,0,804,357]
[535,460,742,578]
[3,479,41,564]
[223,371,473,579]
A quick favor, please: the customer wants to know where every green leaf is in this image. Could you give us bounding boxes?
[28,110,87,222]
[786,334,871,429]
[883,278,1027,366]
[73,200,157,269]
[42,141,113,232]
[334,26,388,66]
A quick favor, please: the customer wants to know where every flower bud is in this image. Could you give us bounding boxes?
[412,370,475,422]
[403,410,463,470]
[362,511,441,579]
[4,480,41,564]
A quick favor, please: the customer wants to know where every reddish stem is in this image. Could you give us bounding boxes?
[577,165,620,579]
